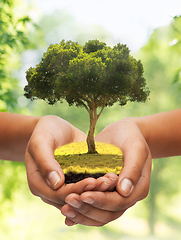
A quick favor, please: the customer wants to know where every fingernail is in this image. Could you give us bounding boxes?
[48,171,61,189]
[64,210,76,218]
[120,179,134,196]
[82,197,94,205]
[104,181,110,186]
[84,184,96,191]
[100,181,111,191]
[66,220,76,227]
[109,177,117,181]
[68,199,81,208]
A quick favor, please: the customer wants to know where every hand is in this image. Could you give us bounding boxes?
[61,119,152,226]
[25,115,98,210]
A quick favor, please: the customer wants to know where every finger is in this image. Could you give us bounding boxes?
[110,120,151,197]
[27,116,82,190]
[26,152,97,204]
[62,204,105,227]
[93,176,112,191]
[26,150,63,203]
[65,218,77,227]
[104,173,118,191]
[117,146,151,197]
[41,197,64,211]
[62,201,123,227]
[129,153,152,201]
[94,173,118,192]
[26,146,65,190]
[69,177,98,193]
[81,191,128,211]
[95,120,150,196]
[81,156,151,212]
[65,193,124,224]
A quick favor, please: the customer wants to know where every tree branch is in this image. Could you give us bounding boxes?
[97,98,107,119]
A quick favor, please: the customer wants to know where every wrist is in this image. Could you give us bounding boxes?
[120,117,149,143]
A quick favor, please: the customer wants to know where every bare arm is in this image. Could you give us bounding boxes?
[0,112,40,162]
[132,108,181,158]
[0,113,101,217]
[62,109,181,227]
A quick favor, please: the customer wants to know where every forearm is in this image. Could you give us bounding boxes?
[130,109,181,158]
[0,112,40,162]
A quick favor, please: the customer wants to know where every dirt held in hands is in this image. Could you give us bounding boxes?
[54,142,123,184]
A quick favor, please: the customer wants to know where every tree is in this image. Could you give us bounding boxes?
[24,39,150,153]
[0,0,37,111]
[170,15,181,87]
[0,0,39,216]
[137,18,181,234]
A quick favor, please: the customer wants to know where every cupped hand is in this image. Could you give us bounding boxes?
[62,119,152,226]
[25,115,97,209]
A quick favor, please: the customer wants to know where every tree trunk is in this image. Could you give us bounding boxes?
[86,110,98,154]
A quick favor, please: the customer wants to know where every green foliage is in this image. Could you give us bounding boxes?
[24,39,150,153]
[134,18,181,234]
[0,160,25,202]
[24,39,150,109]
[83,39,106,53]
[0,0,40,212]
[171,15,181,89]
[0,160,26,220]
[0,0,37,111]
[1,3,181,236]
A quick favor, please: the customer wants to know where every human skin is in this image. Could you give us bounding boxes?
[25,115,116,208]
[2,110,181,227]
[0,113,115,212]
[61,109,181,226]
[0,112,40,161]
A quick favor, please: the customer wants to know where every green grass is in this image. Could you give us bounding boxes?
[54,142,123,174]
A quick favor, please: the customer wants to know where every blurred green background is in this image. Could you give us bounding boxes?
[1,0,181,239]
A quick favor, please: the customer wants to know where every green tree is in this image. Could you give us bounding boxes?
[24,39,150,153]
[170,15,181,87]
[25,8,115,134]
[0,0,39,211]
[135,17,181,235]
[145,158,180,235]
[0,0,36,111]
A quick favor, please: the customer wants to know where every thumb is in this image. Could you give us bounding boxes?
[26,135,65,190]
[25,115,76,190]
[116,142,151,197]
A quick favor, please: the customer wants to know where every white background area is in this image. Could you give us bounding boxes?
[34,0,181,52]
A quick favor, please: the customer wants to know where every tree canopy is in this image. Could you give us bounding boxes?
[25,39,149,108]
[25,39,150,152]
[0,0,36,111]
[0,0,39,217]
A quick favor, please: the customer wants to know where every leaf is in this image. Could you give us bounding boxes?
[18,16,32,25]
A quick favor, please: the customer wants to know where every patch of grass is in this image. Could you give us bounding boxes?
[55,142,123,175]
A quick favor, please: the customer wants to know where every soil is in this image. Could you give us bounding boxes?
[54,141,123,184]
[64,172,108,184]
